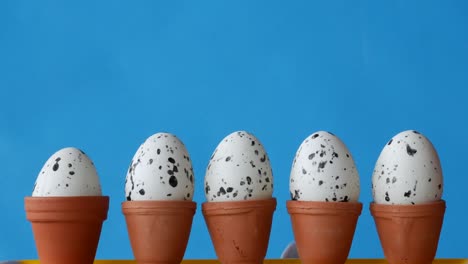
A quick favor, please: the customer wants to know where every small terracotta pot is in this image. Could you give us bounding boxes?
[202,198,276,264]
[24,196,109,264]
[287,200,362,264]
[370,200,446,264]
[122,200,196,264]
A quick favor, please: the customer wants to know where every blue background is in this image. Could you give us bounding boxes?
[1,0,467,260]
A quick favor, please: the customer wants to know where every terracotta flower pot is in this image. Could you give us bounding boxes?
[24,196,109,264]
[122,200,196,264]
[202,198,276,264]
[370,200,446,264]
[286,200,362,264]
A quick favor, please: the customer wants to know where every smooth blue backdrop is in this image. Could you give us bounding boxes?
[1,0,467,260]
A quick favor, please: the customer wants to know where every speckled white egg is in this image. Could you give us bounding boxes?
[125,133,194,201]
[372,130,443,205]
[204,131,273,202]
[32,147,102,197]
[289,131,360,202]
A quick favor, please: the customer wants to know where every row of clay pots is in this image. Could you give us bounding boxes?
[25,196,445,264]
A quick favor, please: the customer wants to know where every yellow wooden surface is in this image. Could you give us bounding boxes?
[18,259,468,264]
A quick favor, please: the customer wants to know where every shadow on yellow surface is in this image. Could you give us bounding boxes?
[16,259,468,264]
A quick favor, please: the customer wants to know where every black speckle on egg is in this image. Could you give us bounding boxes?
[69,171,75,176]
[169,176,178,187]
[302,168,307,174]
[386,178,390,184]
[318,161,327,171]
[265,177,270,183]
[413,130,420,134]
[251,141,255,146]
[404,190,412,197]
[217,187,226,196]
[66,184,69,187]
[53,163,59,171]
[225,156,231,162]
[157,149,161,155]
[167,193,172,197]
[227,187,233,193]
[392,177,397,183]
[312,134,319,139]
[308,153,315,160]
[318,180,324,186]
[292,190,300,200]
[68,163,72,168]
[246,177,252,185]
[428,178,432,182]
[406,144,417,156]
[240,181,245,186]
[168,157,175,164]
[173,165,178,173]
[233,191,238,198]
[438,184,442,190]
[387,139,393,145]
[139,189,145,195]
[385,192,390,202]
[250,160,256,168]
[205,184,210,194]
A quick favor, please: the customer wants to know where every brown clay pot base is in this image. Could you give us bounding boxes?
[371,200,446,264]
[25,196,109,264]
[122,200,197,264]
[287,200,362,264]
[202,198,277,264]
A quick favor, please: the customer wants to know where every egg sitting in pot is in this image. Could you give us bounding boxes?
[204,131,273,202]
[372,130,443,205]
[32,147,102,196]
[125,133,194,201]
[290,131,360,202]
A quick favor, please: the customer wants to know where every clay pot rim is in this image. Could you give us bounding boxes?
[370,200,446,217]
[25,196,109,209]
[202,197,276,214]
[287,200,363,215]
[25,196,109,221]
[122,200,197,216]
